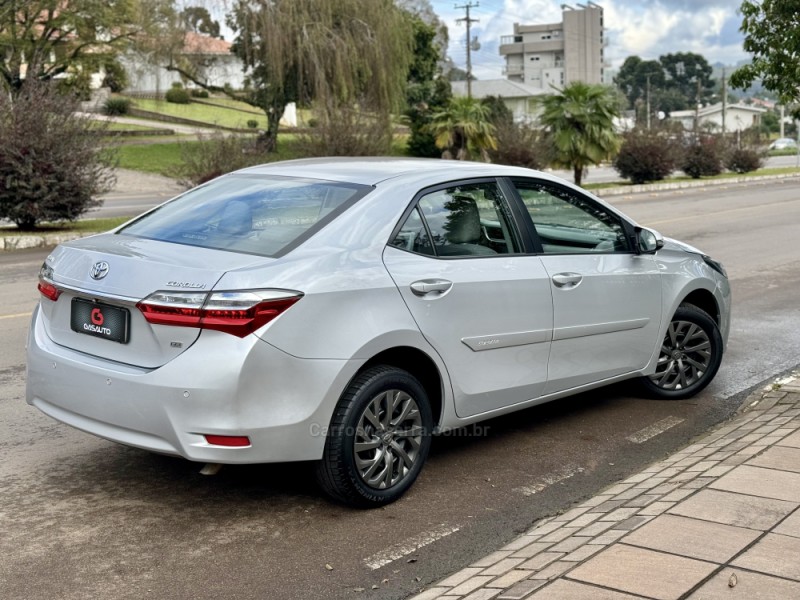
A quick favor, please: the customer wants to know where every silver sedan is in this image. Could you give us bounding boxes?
[26,158,730,507]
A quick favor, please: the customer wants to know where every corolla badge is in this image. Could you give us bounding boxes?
[90,261,110,280]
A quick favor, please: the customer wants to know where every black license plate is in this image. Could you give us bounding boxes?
[70,298,130,344]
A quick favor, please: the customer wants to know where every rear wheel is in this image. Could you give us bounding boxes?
[639,304,723,400]
[316,366,433,507]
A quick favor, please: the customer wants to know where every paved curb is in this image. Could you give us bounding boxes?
[409,372,800,600]
[593,171,800,198]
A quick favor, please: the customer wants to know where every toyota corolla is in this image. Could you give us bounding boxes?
[26,158,730,507]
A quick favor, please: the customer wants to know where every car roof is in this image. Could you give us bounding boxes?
[235,157,541,186]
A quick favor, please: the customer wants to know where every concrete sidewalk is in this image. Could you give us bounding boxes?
[411,374,800,600]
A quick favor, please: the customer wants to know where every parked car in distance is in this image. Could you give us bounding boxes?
[768,137,798,151]
[27,158,731,507]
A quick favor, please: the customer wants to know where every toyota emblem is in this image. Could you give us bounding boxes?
[90,261,110,280]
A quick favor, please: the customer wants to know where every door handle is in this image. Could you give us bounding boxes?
[410,279,453,297]
[552,272,583,288]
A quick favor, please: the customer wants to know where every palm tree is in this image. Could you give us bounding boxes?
[428,97,497,161]
[537,82,621,186]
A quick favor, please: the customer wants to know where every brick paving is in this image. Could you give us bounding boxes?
[409,376,800,600]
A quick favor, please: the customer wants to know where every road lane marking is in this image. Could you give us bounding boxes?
[363,523,461,570]
[0,312,31,321]
[626,416,685,444]
[514,464,585,497]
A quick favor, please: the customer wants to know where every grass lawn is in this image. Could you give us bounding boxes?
[127,97,269,129]
[116,142,193,176]
[1,217,131,236]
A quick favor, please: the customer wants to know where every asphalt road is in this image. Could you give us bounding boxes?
[1,179,799,600]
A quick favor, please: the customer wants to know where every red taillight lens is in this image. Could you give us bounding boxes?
[38,280,62,301]
[38,261,61,301]
[204,435,251,447]
[137,290,301,338]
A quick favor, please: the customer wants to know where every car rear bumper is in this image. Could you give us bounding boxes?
[26,305,363,464]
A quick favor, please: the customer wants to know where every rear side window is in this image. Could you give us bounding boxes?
[119,174,369,257]
[390,181,521,257]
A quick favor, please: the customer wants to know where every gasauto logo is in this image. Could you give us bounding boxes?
[90,261,110,280]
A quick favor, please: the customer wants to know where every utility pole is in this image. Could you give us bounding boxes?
[721,67,727,135]
[456,2,479,98]
[646,74,651,130]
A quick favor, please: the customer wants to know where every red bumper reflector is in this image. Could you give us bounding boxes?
[38,281,61,301]
[204,435,251,447]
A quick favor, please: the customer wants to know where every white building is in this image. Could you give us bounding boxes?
[121,33,245,94]
[499,3,605,90]
[669,103,767,133]
[450,79,548,122]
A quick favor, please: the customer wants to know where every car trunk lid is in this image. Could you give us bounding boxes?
[39,233,269,368]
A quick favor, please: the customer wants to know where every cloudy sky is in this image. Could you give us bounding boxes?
[430,0,748,79]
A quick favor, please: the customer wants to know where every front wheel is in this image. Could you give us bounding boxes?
[316,366,433,508]
[639,304,723,400]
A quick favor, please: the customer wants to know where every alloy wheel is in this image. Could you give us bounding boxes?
[649,320,712,390]
[353,389,423,490]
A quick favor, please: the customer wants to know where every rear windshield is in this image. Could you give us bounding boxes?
[118,174,370,257]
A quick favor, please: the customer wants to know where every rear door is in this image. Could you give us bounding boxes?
[383,179,553,418]
[508,178,663,395]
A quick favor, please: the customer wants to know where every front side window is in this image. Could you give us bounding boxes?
[391,182,521,257]
[513,180,630,254]
[119,174,369,257]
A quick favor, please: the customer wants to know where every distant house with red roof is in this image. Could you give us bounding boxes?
[120,32,245,94]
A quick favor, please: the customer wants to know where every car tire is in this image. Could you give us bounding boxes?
[639,304,723,400]
[316,365,433,508]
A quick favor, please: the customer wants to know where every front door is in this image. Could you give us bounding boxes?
[383,180,553,418]
[509,178,663,395]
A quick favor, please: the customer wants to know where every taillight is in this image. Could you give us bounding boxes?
[37,261,61,301]
[137,290,302,338]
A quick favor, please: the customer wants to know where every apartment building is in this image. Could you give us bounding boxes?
[499,3,604,90]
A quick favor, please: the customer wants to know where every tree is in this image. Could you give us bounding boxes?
[537,82,621,186]
[405,13,452,158]
[0,0,150,92]
[227,0,413,152]
[731,0,800,110]
[659,52,715,106]
[0,81,116,229]
[615,56,667,109]
[181,6,220,38]
[428,96,497,161]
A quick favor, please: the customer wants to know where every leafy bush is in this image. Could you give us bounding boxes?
[0,81,116,229]
[613,130,682,184]
[246,119,258,129]
[165,85,190,104]
[103,97,132,116]
[488,121,550,169]
[190,88,209,98]
[175,132,268,187]
[681,136,725,178]
[726,147,764,173]
[102,59,129,93]
[296,108,392,157]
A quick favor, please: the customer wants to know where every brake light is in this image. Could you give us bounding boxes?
[38,261,61,301]
[137,290,302,338]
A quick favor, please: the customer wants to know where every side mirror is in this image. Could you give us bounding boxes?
[635,227,664,254]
